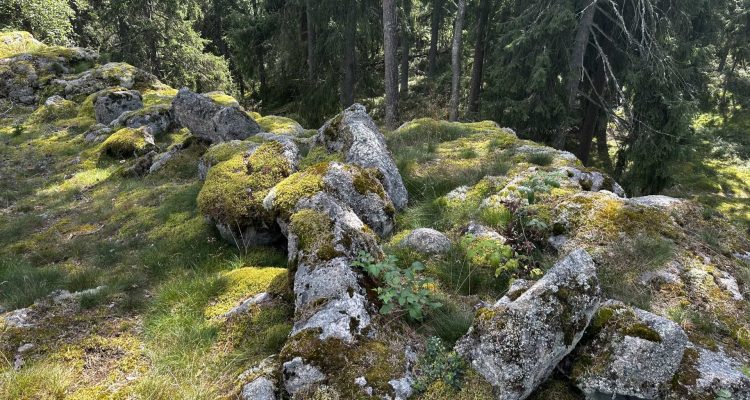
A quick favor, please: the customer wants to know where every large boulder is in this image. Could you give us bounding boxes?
[315,104,408,210]
[197,140,297,248]
[569,301,689,399]
[110,104,174,136]
[264,161,396,238]
[456,249,601,400]
[53,62,160,99]
[172,88,260,142]
[286,192,382,342]
[94,89,143,124]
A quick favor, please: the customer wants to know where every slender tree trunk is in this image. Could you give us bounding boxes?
[448,0,466,122]
[384,0,399,129]
[577,63,606,165]
[305,0,316,80]
[595,114,612,171]
[428,0,442,77]
[400,0,412,97]
[555,0,597,149]
[341,4,357,107]
[468,0,491,116]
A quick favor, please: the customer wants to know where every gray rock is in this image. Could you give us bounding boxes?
[148,146,182,174]
[456,249,601,400]
[667,346,750,400]
[282,357,326,396]
[241,377,276,400]
[571,301,688,399]
[463,221,506,242]
[315,104,408,210]
[321,162,395,237]
[400,228,452,255]
[17,343,34,353]
[255,133,301,171]
[84,123,112,142]
[111,104,174,136]
[628,195,683,208]
[494,279,533,306]
[716,271,744,301]
[44,95,66,107]
[94,90,143,124]
[4,307,33,328]
[53,62,159,99]
[389,376,414,400]
[221,292,273,319]
[548,235,568,251]
[173,88,260,143]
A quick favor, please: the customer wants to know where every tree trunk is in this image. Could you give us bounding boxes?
[305,0,316,80]
[428,0,442,77]
[400,0,412,97]
[595,114,612,171]
[448,0,466,122]
[576,62,606,165]
[555,0,597,149]
[384,0,399,129]
[341,5,357,107]
[468,0,491,116]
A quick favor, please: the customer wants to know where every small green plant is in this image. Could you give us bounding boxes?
[741,365,750,378]
[459,147,478,159]
[412,336,466,393]
[352,252,442,320]
[527,152,554,166]
[12,124,24,136]
[461,234,519,278]
[479,205,512,229]
[518,172,562,204]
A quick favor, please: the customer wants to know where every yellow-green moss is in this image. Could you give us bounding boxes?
[280,330,405,398]
[204,266,287,318]
[300,147,344,170]
[100,127,150,158]
[197,141,292,226]
[202,140,252,166]
[0,31,79,60]
[24,99,78,126]
[257,115,303,135]
[205,91,239,107]
[289,209,338,260]
[270,163,328,214]
[419,368,494,400]
[141,85,178,107]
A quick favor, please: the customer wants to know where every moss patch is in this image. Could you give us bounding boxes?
[197,140,292,227]
[204,266,288,318]
[99,127,151,158]
[289,209,338,261]
[269,163,328,215]
[257,115,303,135]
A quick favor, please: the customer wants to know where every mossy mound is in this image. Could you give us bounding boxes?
[289,209,338,261]
[258,115,304,136]
[204,91,239,107]
[0,31,82,60]
[99,127,153,158]
[266,163,328,216]
[197,140,293,228]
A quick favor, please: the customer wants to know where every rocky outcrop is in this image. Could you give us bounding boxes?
[173,88,260,142]
[110,104,174,136]
[399,228,452,255]
[456,249,601,400]
[53,62,159,99]
[669,346,750,400]
[569,301,688,399]
[94,89,143,124]
[315,104,408,210]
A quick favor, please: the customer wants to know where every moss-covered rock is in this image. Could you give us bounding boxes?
[258,115,305,136]
[99,127,154,158]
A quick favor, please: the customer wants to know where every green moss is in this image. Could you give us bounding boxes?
[418,369,494,400]
[289,209,339,260]
[197,141,292,227]
[300,147,344,170]
[671,347,701,390]
[202,140,253,166]
[270,163,328,214]
[281,330,405,398]
[204,91,239,107]
[350,166,388,200]
[203,266,287,318]
[258,115,303,135]
[100,127,151,158]
[623,323,662,342]
[24,99,78,126]
[141,86,178,107]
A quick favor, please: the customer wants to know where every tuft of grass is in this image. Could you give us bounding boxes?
[479,205,513,230]
[0,258,65,310]
[527,152,554,166]
[421,299,474,345]
[0,361,76,400]
[599,233,675,309]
